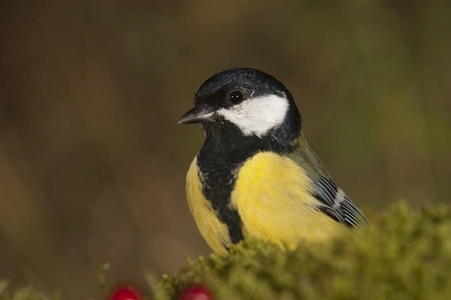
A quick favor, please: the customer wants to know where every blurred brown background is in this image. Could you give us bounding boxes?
[0,0,450,299]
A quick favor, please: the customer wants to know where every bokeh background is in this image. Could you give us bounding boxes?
[1,0,450,298]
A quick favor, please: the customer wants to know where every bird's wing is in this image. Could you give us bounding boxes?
[311,176,369,228]
[287,136,369,228]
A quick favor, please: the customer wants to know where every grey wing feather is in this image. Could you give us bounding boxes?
[287,135,369,228]
[312,176,369,228]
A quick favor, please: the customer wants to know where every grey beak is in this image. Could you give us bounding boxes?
[178,106,215,124]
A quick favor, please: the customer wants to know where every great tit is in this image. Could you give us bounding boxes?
[179,68,368,255]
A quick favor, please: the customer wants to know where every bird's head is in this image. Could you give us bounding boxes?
[179,68,302,150]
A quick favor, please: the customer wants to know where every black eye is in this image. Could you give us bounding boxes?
[228,90,244,104]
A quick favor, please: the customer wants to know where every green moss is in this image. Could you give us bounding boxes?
[0,280,60,300]
[2,203,451,299]
[154,203,451,300]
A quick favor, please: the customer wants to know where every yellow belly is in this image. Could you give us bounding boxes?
[231,152,343,250]
[186,157,231,255]
[185,152,344,255]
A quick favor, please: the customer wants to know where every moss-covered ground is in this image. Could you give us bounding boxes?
[154,203,451,299]
[3,203,451,299]
[0,280,60,300]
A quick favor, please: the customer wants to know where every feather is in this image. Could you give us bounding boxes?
[312,177,369,228]
[288,134,369,228]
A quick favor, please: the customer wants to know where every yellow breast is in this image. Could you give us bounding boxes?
[230,152,343,250]
[186,157,231,255]
[186,152,345,255]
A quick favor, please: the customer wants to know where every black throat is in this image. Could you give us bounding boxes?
[196,108,301,245]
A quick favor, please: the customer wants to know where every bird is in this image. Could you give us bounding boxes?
[179,68,368,255]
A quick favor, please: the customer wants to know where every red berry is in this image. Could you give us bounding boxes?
[109,285,142,300]
[178,285,212,300]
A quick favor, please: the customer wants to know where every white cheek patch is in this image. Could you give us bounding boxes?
[217,94,289,137]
